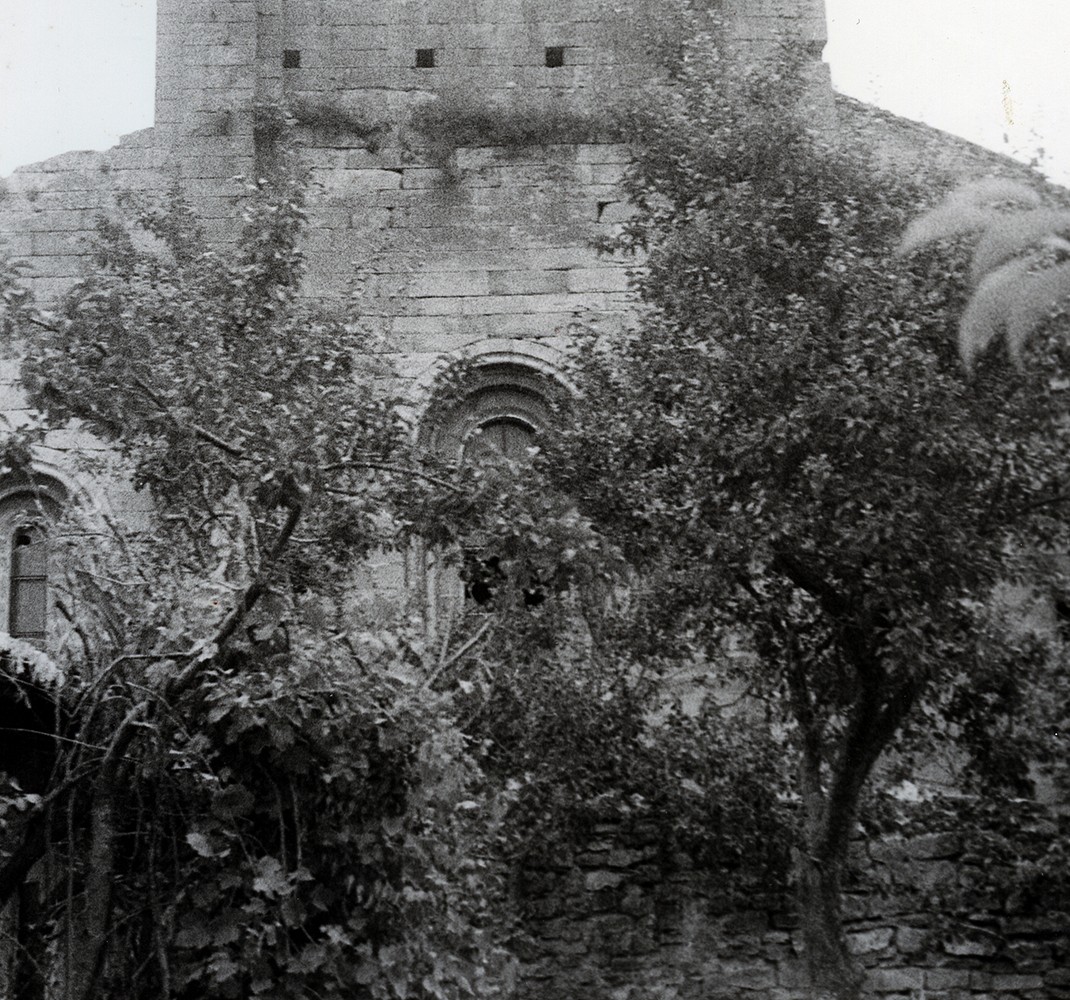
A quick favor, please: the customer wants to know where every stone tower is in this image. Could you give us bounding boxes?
[148,0,830,392]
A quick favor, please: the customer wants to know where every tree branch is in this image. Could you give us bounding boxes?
[322,459,465,496]
[167,500,303,700]
[89,342,246,459]
[771,550,852,622]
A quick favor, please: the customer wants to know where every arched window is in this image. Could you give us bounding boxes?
[425,363,558,462]
[417,359,566,626]
[0,480,66,644]
[9,524,48,640]
[462,416,537,465]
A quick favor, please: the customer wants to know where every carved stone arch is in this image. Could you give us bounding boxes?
[418,343,573,457]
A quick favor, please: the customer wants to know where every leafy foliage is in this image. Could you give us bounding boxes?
[523,34,1070,997]
[0,145,522,999]
[1,20,1067,1000]
[407,91,613,183]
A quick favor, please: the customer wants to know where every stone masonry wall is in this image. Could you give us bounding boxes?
[516,819,1070,1000]
[2,0,829,369]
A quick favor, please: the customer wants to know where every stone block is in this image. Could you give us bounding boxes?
[401,168,448,189]
[29,232,86,256]
[720,959,777,990]
[606,848,649,868]
[868,967,924,992]
[409,269,490,297]
[894,926,928,954]
[944,935,998,958]
[566,266,631,292]
[846,927,894,955]
[597,200,637,224]
[325,168,405,192]
[776,961,811,988]
[585,870,625,891]
[488,269,567,295]
[992,974,1044,991]
[903,833,961,860]
[869,838,907,865]
[925,968,971,989]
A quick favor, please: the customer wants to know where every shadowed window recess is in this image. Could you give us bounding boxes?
[9,525,48,640]
[460,416,545,607]
[1,479,68,644]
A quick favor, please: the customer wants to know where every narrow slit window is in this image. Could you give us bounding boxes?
[415,48,436,69]
[282,49,301,69]
[545,46,565,68]
[9,526,47,640]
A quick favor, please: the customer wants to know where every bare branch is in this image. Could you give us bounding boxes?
[322,459,465,496]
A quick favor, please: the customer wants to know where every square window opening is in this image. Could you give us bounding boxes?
[415,48,436,69]
[545,46,565,68]
[282,49,301,69]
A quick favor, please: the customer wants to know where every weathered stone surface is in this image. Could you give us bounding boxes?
[585,870,626,892]
[902,833,961,860]
[868,967,925,992]
[847,927,894,955]
[925,968,971,989]
[894,926,927,954]
[944,934,999,957]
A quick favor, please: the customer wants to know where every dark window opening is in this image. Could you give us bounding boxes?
[461,416,545,609]
[463,416,536,466]
[462,554,546,609]
[282,49,301,69]
[9,526,47,640]
[415,48,436,69]
[545,46,565,68]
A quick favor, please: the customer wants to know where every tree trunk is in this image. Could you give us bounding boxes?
[796,749,864,1000]
[796,848,863,1000]
[15,881,46,1000]
[68,786,117,1000]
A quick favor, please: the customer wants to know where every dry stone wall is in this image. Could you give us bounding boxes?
[515,818,1070,1000]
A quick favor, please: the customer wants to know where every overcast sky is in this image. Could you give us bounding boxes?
[1,0,1069,183]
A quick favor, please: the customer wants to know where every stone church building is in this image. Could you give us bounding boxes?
[2,2,1068,997]
[0,0,839,627]
[0,0,1025,622]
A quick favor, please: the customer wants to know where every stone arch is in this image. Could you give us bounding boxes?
[415,339,574,456]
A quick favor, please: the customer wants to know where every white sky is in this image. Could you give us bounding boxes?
[0,0,1069,184]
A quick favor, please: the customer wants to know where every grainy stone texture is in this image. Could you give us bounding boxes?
[514,821,1070,1000]
[1,0,830,400]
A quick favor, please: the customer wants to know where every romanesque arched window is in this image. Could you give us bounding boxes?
[417,358,567,623]
[1,480,67,644]
[428,365,556,464]
[9,524,48,641]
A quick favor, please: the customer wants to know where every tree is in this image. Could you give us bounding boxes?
[526,40,1070,998]
[0,148,519,1000]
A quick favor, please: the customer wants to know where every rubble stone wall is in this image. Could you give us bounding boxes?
[516,821,1070,1000]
